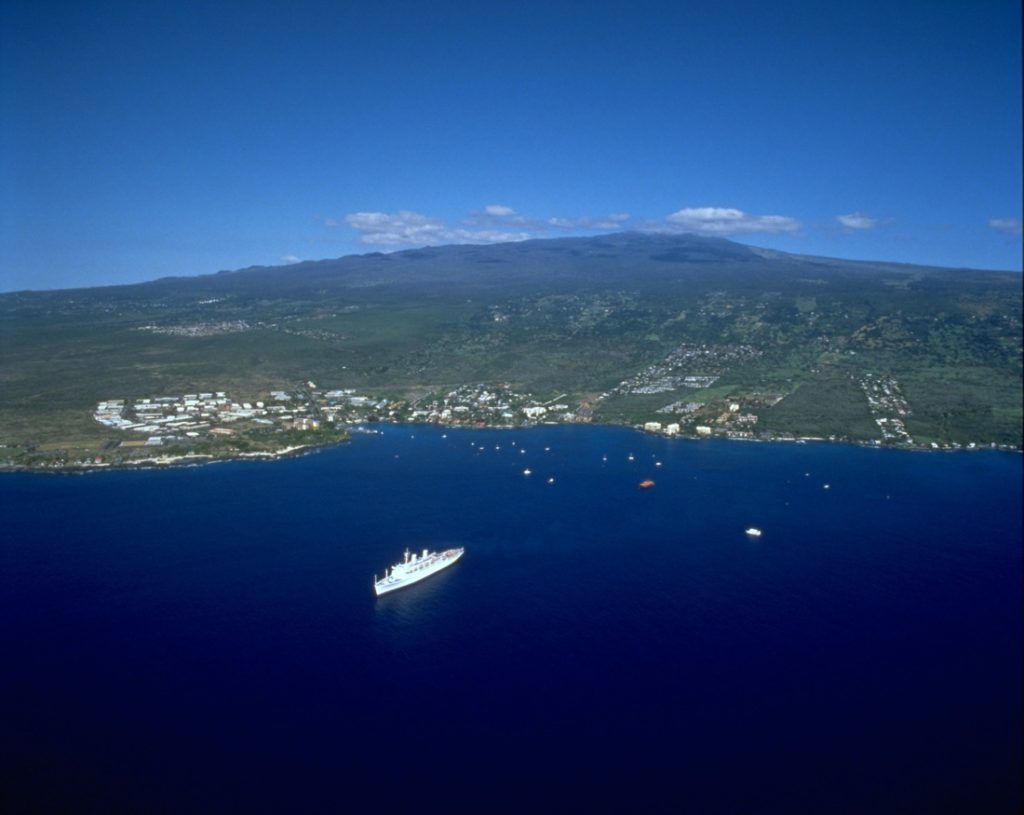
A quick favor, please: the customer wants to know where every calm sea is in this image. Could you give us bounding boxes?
[2,426,1021,813]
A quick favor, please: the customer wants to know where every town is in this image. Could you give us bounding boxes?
[92,382,580,448]
[91,374,790,454]
[2,352,1009,471]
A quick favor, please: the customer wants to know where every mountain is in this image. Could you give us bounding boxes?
[1,233,1020,467]
[8,231,1005,299]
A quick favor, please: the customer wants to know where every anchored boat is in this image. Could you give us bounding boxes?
[374,547,465,596]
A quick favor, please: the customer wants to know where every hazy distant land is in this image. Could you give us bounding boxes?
[1,233,1020,470]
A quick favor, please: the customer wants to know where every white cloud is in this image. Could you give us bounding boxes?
[338,206,632,247]
[548,213,631,230]
[989,217,1022,236]
[343,210,530,247]
[344,210,447,245]
[837,212,878,230]
[464,205,538,229]
[280,255,302,264]
[447,228,533,243]
[665,207,800,235]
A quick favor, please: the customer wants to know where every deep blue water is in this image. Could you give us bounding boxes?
[2,426,1021,813]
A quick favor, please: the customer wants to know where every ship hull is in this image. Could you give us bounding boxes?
[374,547,464,596]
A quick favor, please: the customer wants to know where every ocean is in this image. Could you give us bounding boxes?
[2,426,1021,813]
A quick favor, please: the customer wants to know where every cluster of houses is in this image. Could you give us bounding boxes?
[316,389,399,424]
[72,369,1013,466]
[656,399,704,415]
[88,369,931,451]
[93,380,609,446]
[860,374,914,443]
[134,320,252,337]
[93,391,316,446]
[610,342,759,396]
[406,384,574,426]
[640,401,761,439]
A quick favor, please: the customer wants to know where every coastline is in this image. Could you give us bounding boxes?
[0,443,323,476]
[1,421,1018,475]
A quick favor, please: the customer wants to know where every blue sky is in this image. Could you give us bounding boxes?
[1,0,1021,291]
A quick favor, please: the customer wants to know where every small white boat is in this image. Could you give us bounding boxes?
[523,468,532,476]
[745,527,763,537]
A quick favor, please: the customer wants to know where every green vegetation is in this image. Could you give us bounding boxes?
[759,368,878,440]
[1,233,1020,468]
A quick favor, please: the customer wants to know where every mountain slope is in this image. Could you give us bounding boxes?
[1,233,1020,465]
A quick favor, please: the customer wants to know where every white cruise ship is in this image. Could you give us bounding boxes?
[374,547,465,596]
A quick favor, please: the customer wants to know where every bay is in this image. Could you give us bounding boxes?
[2,426,1021,813]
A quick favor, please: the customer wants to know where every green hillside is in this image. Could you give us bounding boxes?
[1,233,1020,468]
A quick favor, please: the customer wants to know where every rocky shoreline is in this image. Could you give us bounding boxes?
[0,443,323,475]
